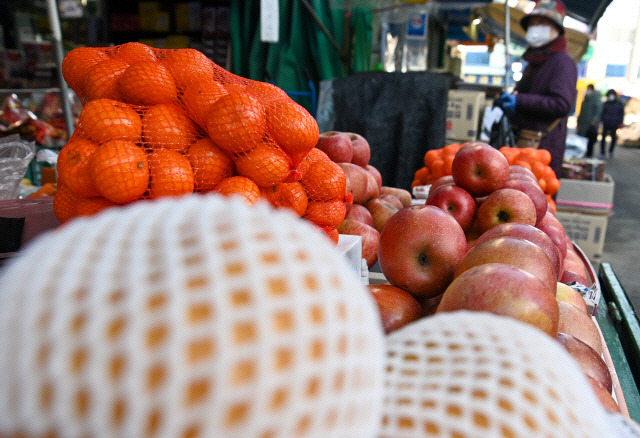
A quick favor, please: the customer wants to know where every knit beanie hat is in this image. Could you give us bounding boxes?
[520,0,567,34]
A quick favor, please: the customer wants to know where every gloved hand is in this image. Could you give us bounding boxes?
[496,92,517,117]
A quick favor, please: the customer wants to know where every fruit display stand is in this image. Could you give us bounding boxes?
[596,261,640,422]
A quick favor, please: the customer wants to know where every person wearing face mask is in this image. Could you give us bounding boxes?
[577,84,603,158]
[496,0,577,179]
[599,89,625,159]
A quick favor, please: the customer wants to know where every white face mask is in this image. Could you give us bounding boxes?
[608,94,616,101]
[525,25,554,48]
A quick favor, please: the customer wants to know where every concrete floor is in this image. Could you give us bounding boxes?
[592,144,640,312]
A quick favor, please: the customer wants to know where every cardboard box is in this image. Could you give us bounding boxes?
[556,174,614,214]
[338,234,362,282]
[555,211,609,262]
[446,90,485,142]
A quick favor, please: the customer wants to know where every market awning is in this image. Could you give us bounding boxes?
[563,0,614,31]
[472,3,591,62]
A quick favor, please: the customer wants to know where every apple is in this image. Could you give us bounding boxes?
[380,186,412,208]
[437,263,559,337]
[557,301,602,355]
[564,249,589,280]
[365,197,399,233]
[338,162,379,205]
[347,132,371,167]
[561,270,590,287]
[557,333,612,393]
[476,188,537,232]
[345,203,375,227]
[366,164,383,190]
[379,193,404,211]
[509,164,538,182]
[454,236,557,295]
[428,175,455,197]
[474,222,561,279]
[378,205,468,297]
[538,221,568,269]
[556,282,589,314]
[451,142,510,197]
[416,294,443,317]
[502,178,548,225]
[586,376,620,414]
[315,131,353,163]
[465,218,483,247]
[426,184,477,232]
[367,284,423,333]
[337,218,380,268]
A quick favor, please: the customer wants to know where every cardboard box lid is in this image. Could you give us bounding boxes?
[556,174,614,213]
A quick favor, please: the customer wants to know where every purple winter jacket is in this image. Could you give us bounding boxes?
[513,50,577,178]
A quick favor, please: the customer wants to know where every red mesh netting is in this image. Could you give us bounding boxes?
[56,42,346,242]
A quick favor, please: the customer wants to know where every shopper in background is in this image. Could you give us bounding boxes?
[577,83,602,157]
[599,89,625,159]
[496,0,577,179]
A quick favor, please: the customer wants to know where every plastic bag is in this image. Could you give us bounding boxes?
[0,134,36,200]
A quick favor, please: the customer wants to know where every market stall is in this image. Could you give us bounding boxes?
[3,0,640,435]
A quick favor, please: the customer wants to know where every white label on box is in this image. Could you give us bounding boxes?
[260,0,279,43]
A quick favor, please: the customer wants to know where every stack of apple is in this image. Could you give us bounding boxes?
[314,131,412,268]
[366,141,620,412]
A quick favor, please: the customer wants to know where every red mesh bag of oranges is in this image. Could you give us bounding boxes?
[56,42,345,242]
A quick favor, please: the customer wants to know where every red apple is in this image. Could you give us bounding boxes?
[315,131,353,163]
[451,142,510,197]
[345,203,375,227]
[564,249,588,280]
[465,218,483,247]
[337,218,380,268]
[428,175,455,196]
[378,205,468,297]
[561,270,590,287]
[367,284,423,333]
[426,184,477,232]
[509,164,538,182]
[556,282,589,314]
[338,162,379,205]
[474,222,562,279]
[379,194,404,211]
[365,197,399,233]
[557,333,612,393]
[502,178,548,225]
[437,263,559,337]
[586,376,620,413]
[380,186,412,208]
[538,212,568,262]
[477,188,537,232]
[366,164,383,190]
[454,236,558,296]
[557,301,602,355]
[347,132,371,167]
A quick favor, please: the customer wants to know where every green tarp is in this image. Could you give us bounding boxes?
[230,1,372,114]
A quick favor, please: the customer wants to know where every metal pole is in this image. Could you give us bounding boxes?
[504,1,511,90]
[46,0,76,139]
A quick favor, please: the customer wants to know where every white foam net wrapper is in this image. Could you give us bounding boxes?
[0,194,385,438]
[380,311,613,438]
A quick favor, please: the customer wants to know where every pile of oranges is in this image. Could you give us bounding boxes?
[413,143,561,211]
[55,42,346,242]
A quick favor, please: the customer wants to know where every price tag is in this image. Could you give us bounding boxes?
[261,0,279,43]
